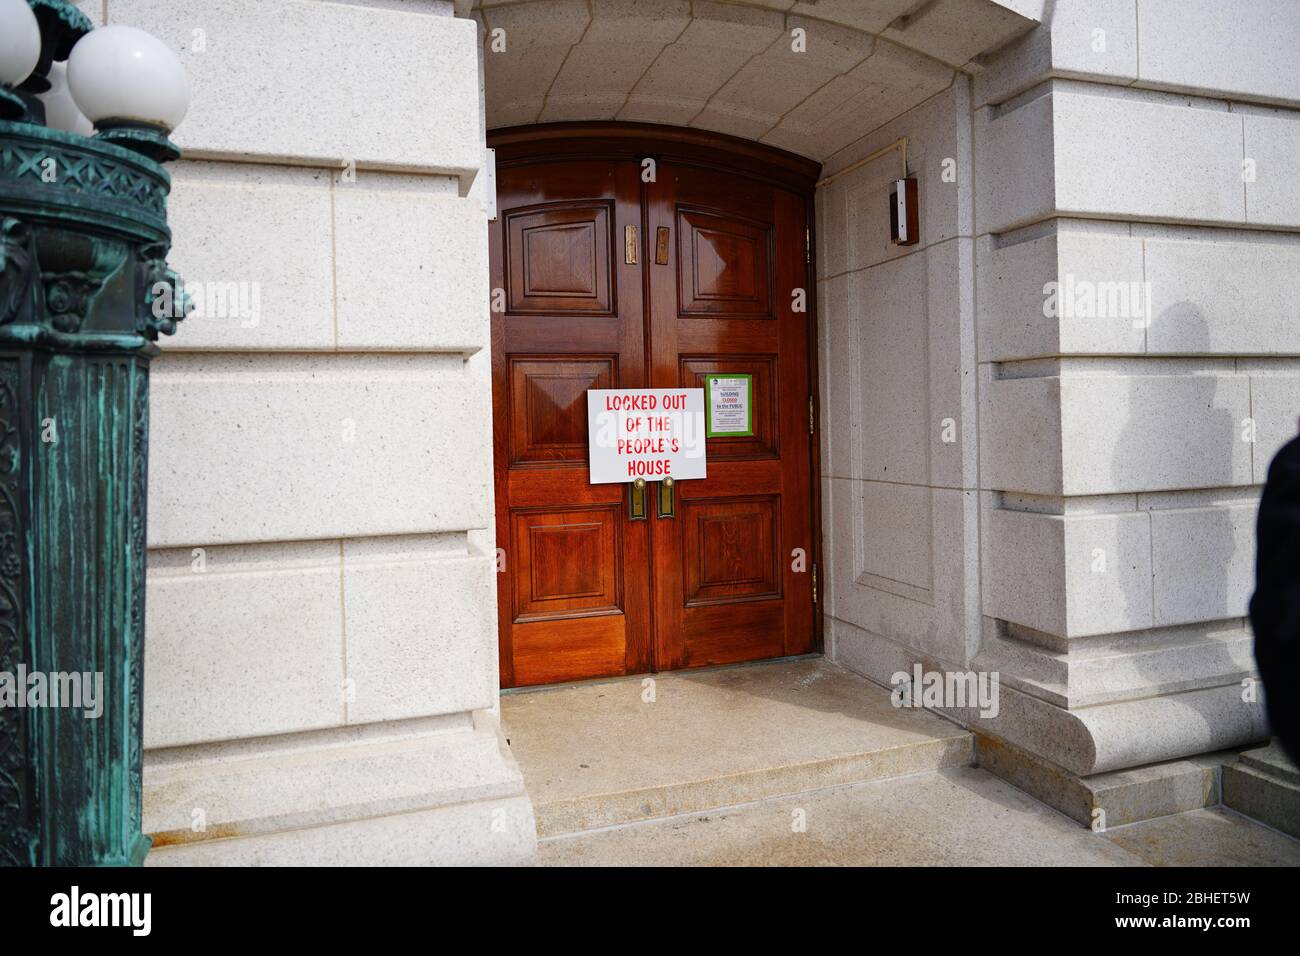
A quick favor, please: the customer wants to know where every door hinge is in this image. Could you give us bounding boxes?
[804,226,811,264]
[812,564,818,604]
[808,395,815,435]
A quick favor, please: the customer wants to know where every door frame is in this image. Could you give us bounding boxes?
[487,121,827,674]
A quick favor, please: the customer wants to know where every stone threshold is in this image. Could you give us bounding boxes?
[500,657,974,838]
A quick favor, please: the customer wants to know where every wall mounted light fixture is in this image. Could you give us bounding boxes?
[814,137,920,247]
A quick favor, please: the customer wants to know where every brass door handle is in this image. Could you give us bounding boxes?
[656,476,675,519]
[629,477,647,520]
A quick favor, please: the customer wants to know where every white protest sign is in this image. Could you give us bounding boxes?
[586,388,707,484]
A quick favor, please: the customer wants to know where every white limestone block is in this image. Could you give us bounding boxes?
[978,86,1246,233]
[144,542,344,748]
[983,506,1066,636]
[1045,0,1137,81]
[975,0,1137,108]
[985,506,1153,637]
[850,255,929,485]
[1150,503,1257,626]
[988,368,1253,497]
[112,0,482,177]
[333,174,487,351]
[972,92,1056,234]
[342,537,497,722]
[1244,113,1300,228]
[1137,0,1300,105]
[1061,510,1153,634]
[1145,233,1300,354]
[1059,372,1252,494]
[1050,89,1245,226]
[148,353,492,547]
[859,480,932,592]
[1245,372,1300,480]
[165,161,335,351]
[977,224,1146,362]
[980,374,1063,495]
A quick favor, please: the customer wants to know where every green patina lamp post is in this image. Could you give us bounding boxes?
[0,0,189,865]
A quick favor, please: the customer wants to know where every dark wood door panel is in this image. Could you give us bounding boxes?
[506,200,614,314]
[508,356,615,467]
[682,495,782,606]
[510,615,628,687]
[490,126,821,687]
[491,157,650,687]
[678,602,786,668]
[503,316,625,352]
[676,322,780,354]
[510,506,622,622]
[676,207,773,317]
[677,458,783,497]
[649,160,816,669]
[505,473,624,508]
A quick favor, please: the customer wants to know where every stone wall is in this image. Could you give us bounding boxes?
[816,80,983,701]
[826,0,1297,780]
[82,0,534,864]
[972,0,1298,774]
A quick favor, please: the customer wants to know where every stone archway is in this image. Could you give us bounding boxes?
[473,0,1038,162]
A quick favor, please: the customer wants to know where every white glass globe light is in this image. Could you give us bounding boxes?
[67,25,190,131]
[0,0,41,87]
[38,61,94,136]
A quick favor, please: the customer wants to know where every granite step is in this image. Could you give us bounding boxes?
[501,658,973,837]
[537,769,1300,867]
[1223,741,1300,838]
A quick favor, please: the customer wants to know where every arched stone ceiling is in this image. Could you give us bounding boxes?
[472,0,1040,160]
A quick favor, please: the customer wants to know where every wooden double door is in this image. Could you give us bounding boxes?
[490,125,821,688]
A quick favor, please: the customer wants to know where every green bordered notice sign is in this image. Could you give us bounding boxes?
[705,373,753,438]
